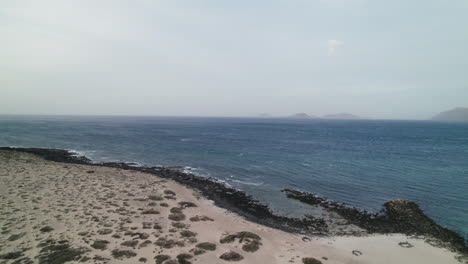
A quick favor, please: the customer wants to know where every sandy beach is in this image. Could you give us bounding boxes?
[0,150,463,264]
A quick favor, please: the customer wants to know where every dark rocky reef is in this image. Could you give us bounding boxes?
[282,189,467,253]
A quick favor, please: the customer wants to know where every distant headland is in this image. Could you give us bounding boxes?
[431,107,468,122]
[287,113,361,120]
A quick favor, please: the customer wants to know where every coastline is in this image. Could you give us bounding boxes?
[0,147,466,263]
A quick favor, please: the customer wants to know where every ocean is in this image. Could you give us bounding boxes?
[0,115,467,238]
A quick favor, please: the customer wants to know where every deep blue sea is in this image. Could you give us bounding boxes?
[0,115,467,238]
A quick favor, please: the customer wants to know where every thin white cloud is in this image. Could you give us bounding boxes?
[327,39,343,55]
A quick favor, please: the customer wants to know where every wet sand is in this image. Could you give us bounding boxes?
[0,150,462,263]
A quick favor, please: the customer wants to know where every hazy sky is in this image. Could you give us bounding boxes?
[2,0,468,119]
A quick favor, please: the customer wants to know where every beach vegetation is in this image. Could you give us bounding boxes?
[38,240,89,264]
[219,251,244,261]
[90,240,109,250]
[168,213,186,221]
[196,242,217,251]
[302,257,323,264]
[111,249,137,259]
[154,254,170,264]
[242,239,262,252]
[180,230,197,237]
[176,253,193,264]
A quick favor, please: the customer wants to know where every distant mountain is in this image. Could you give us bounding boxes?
[322,113,361,120]
[288,113,319,119]
[258,113,273,118]
[431,107,468,122]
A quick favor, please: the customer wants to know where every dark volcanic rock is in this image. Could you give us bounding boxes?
[282,189,467,253]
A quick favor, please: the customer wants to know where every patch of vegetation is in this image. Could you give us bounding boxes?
[91,240,109,250]
[121,240,139,248]
[160,202,169,207]
[172,222,187,229]
[192,248,206,255]
[154,254,170,264]
[176,253,193,264]
[242,240,262,252]
[11,256,34,264]
[220,234,237,244]
[97,229,113,235]
[139,240,152,248]
[220,231,262,252]
[148,195,163,201]
[220,232,261,243]
[39,226,54,232]
[302,257,323,264]
[139,257,147,262]
[7,233,25,241]
[141,209,160,214]
[219,251,243,261]
[38,240,89,264]
[180,230,197,237]
[237,231,261,242]
[111,249,137,259]
[196,242,216,251]
[0,251,23,260]
[155,237,177,249]
[170,207,183,214]
[77,231,88,236]
[168,213,186,221]
[189,215,214,222]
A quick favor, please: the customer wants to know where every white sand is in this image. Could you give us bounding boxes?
[0,150,462,264]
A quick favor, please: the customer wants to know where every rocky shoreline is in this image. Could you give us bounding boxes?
[282,189,467,253]
[1,147,466,255]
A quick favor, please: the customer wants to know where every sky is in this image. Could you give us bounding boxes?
[1,0,467,119]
